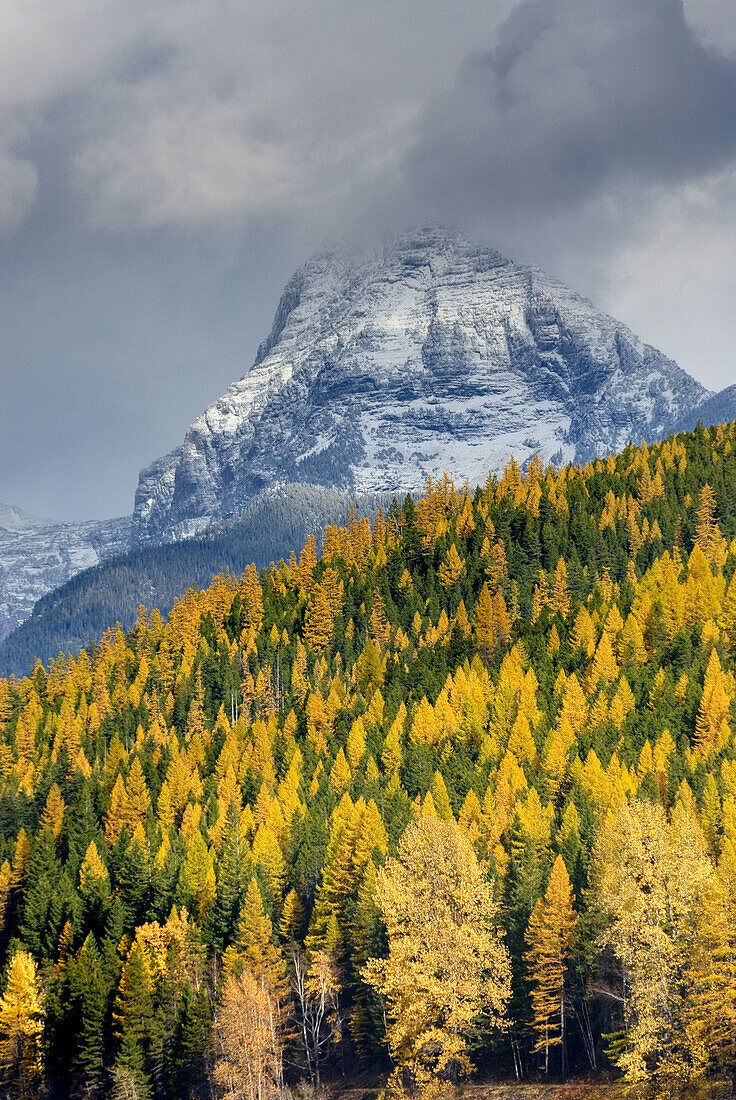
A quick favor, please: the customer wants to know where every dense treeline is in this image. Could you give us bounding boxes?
[0,486,390,678]
[1,423,736,1098]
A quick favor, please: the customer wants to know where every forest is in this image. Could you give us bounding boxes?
[0,485,390,678]
[0,422,736,1099]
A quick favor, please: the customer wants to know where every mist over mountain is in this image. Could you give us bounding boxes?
[132,228,710,546]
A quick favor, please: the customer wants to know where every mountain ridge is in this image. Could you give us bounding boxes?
[131,227,710,546]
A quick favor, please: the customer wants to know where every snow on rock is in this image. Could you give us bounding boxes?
[132,227,710,545]
[0,516,131,643]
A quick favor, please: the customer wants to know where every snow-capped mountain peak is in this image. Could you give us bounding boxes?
[132,228,709,545]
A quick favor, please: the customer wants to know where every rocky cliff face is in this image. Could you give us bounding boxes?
[132,228,710,546]
[0,510,131,642]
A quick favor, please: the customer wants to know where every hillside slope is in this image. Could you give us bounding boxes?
[0,485,389,677]
[1,422,736,1097]
[677,383,736,434]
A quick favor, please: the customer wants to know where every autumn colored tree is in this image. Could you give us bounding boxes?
[0,951,43,1099]
[594,800,718,1094]
[364,817,511,1097]
[525,855,578,1076]
[695,483,727,565]
[215,969,284,1100]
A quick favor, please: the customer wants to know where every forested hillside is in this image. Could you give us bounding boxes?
[0,486,390,678]
[1,423,736,1099]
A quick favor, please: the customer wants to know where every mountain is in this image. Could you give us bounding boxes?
[132,227,709,546]
[0,484,389,676]
[0,502,46,532]
[676,383,736,434]
[0,227,716,646]
[0,512,130,644]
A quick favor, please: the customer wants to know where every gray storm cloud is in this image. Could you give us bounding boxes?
[2,0,736,520]
[406,0,736,221]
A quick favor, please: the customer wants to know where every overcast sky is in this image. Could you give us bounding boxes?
[2,0,736,521]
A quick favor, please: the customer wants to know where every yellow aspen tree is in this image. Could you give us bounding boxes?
[700,774,721,853]
[363,818,511,1098]
[525,856,578,1076]
[594,800,717,1094]
[291,949,342,1089]
[215,969,284,1100]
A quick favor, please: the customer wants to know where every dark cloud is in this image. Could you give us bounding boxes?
[406,0,736,220]
[2,0,736,521]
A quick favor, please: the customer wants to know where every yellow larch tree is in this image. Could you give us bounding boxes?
[525,855,578,1076]
[0,951,43,1099]
[39,783,65,839]
[549,559,570,615]
[694,648,733,758]
[303,588,332,654]
[438,544,465,589]
[223,877,286,992]
[104,773,130,846]
[695,483,727,566]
